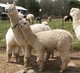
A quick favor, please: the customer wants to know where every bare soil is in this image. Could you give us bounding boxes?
[0,47,80,73]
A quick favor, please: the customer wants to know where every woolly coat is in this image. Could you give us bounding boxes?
[36,29,73,51]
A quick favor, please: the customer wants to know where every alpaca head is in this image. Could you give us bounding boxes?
[70,8,80,19]
[5,2,18,16]
[19,18,30,29]
[18,11,24,20]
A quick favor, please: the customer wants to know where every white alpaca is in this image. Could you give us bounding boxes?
[31,24,51,33]
[70,8,80,40]
[26,14,35,24]
[19,18,73,73]
[5,2,45,72]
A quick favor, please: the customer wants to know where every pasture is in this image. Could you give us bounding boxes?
[0,19,80,49]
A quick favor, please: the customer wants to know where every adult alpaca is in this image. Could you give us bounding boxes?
[5,2,45,72]
[26,14,35,24]
[47,16,52,22]
[70,8,80,40]
[63,15,72,22]
[20,21,73,73]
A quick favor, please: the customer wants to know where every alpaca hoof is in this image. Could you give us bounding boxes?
[7,61,10,63]
[23,71,26,73]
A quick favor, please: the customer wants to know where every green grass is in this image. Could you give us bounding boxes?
[0,19,80,50]
[0,20,10,46]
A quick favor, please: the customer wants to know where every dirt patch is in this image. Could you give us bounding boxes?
[0,47,80,73]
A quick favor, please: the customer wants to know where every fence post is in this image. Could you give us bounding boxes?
[61,6,64,29]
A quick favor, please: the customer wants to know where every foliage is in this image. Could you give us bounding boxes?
[40,0,53,16]
[26,0,40,17]
[69,0,80,9]
[16,0,27,8]
[40,0,80,17]
[16,0,40,17]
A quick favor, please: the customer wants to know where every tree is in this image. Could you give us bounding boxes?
[69,0,80,9]
[40,0,53,16]
[16,0,27,8]
[26,0,40,17]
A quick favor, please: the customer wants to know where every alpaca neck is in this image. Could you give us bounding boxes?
[8,13,26,46]
[73,16,80,30]
[9,14,19,28]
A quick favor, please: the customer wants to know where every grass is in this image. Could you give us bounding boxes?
[0,19,80,50]
[0,20,10,46]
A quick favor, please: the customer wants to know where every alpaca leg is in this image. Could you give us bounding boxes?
[19,48,24,63]
[7,54,12,63]
[44,50,50,62]
[50,50,54,58]
[37,51,44,71]
[35,43,45,71]
[24,45,31,72]
[14,45,20,63]
[6,46,12,63]
[15,54,19,63]
[59,50,70,73]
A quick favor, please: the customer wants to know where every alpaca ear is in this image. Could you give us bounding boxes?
[13,2,16,6]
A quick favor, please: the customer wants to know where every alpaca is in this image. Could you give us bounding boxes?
[6,20,51,62]
[5,2,45,72]
[30,23,51,33]
[26,14,35,24]
[19,19,73,73]
[47,16,52,22]
[35,17,41,23]
[70,8,80,40]
[63,15,72,22]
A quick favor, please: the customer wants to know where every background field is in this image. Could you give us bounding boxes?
[0,19,80,50]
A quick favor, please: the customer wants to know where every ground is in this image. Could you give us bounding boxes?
[0,47,80,73]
